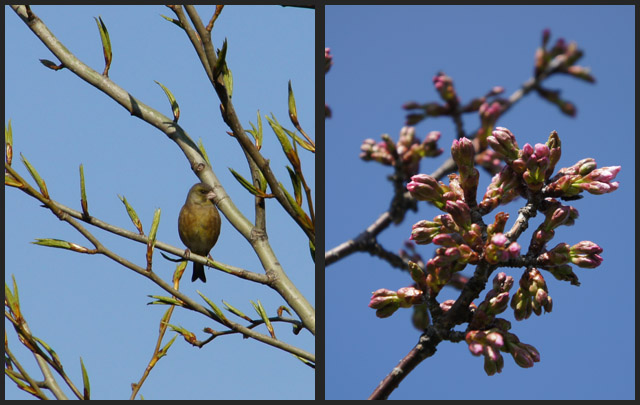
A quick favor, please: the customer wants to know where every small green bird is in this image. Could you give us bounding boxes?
[178,183,221,282]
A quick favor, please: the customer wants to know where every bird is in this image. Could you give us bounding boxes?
[178,182,221,282]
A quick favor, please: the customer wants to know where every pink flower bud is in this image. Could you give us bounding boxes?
[585,165,621,183]
[491,233,508,247]
[444,200,471,230]
[511,346,535,368]
[407,175,442,203]
[486,331,505,348]
[368,289,397,309]
[488,127,520,160]
[440,299,456,312]
[432,233,457,247]
[397,286,424,306]
[451,137,475,168]
[410,220,439,244]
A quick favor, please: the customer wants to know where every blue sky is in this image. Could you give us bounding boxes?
[5,5,314,400]
[326,5,634,400]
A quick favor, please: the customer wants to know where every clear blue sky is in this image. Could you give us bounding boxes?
[326,5,634,400]
[5,5,314,400]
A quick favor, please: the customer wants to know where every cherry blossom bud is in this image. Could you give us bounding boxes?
[569,241,603,268]
[511,345,536,368]
[368,289,397,309]
[444,200,472,231]
[412,303,431,330]
[545,130,562,179]
[486,331,505,348]
[485,234,521,264]
[511,268,551,320]
[410,220,439,244]
[488,127,520,161]
[360,138,393,165]
[538,242,571,266]
[421,131,443,158]
[433,72,458,103]
[451,137,480,204]
[407,174,447,208]
[547,160,620,197]
[488,292,510,315]
[541,202,579,231]
[586,165,621,183]
[487,212,509,237]
[432,233,458,248]
[493,272,514,293]
[409,261,427,291]
[440,299,456,313]
[451,137,475,167]
[397,286,424,306]
[480,166,521,212]
[438,213,459,233]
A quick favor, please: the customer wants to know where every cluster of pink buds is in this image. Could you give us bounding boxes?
[407,173,463,210]
[484,234,521,265]
[473,272,514,322]
[533,28,595,116]
[451,137,479,204]
[545,158,620,197]
[462,273,540,376]
[368,286,424,318]
[486,127,563,193]
[529,198,580,253]
[511,268,553,320]
[537,241,603,286]
[433,72,459,104]
[466,327,540,376]
[360,127,442,178]
[479,165,521,212]
[369,122,619,375]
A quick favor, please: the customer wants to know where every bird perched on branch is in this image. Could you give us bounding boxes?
[178,182,221,282]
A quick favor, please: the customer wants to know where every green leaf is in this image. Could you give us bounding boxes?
[118,194,143,234]
[286,166,302,206]
[229,168,270,198]
[80,357,91,399]
[222,300,252,321]
[79,164,88,216]
[20,153,49,199]
[285,126,315,152]
[279,182,313,232]
[94,16,112,76]
[251,300,275,338]
[197,291,227,323]
[160,14,184,29]
[154,80,180,122]
[148,208,161,243]
[32,238,85,252]
[288,80,298,127]
[196,138,211,166]
[158,335,178,358]
[245,110,263,150]
[213,38,227,78]
[147,295,184,306]
[266,114,300,168]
